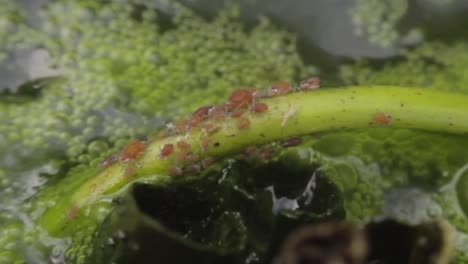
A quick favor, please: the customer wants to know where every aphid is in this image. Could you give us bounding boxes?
[124,165,136,177]
[228,88,256,108]
[258,146,276,160]
[169,166,183,176]
[281,137,302,147]
[201,135,209,151]
[156,128,169,139]
[202,124,221,135]
[186,152,200,162]
[177,140,191,149]
[231,108,246,118]
[159,143,174,158]
[187,117,201,129]
[185,164,201,174]
[188,105,213,128]
[175,119,186,133]
[68,206,79,219]
[192,105,213,120]
[243,145,258,159]
[201,157,214,168]
[281,105,298,127]
[237,117,250,129]
[119,140,146,162]
[298,77,320,91]
[268,81,292,97]
[100,153,118,167]
[251,102,268,113]
[175,151,187,163]
[374,112,391,125]
[209,104,229,121]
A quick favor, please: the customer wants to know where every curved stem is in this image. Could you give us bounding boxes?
[39,86,468,234]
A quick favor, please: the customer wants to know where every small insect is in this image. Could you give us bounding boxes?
[159,143,174,158]
[374,112,391,125]
[99,153,118,168]
[201,135,209,151]
[175,151,187,163]
[243,145,258,159]
[228,88,256,108]
[68,206,79,219]
[231,108,246,118]
[209,104,229,121]
[124,165,136,177]
[188,105,213,128]
[156,128,169,139]
[186,152,200,162]
[201,157,214,168]
[298,77,320,91]
[258,146,276,160]
[251,103,268,113]
[281,105,298,127]
[237,117,250,129]
[175,119,186,133]
[177,140,191,149]
[185,164,201,174]
[280,137,302,147]
[191,105,213,120]
[169,166,183,176]
[268,81,292,97]
[119,140,146,162]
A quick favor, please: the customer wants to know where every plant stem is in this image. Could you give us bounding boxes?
[39,86,468,234]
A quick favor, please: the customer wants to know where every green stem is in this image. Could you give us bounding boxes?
[39,86,468,234]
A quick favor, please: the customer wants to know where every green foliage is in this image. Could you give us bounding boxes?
[0,1,309,262]
[1,0,468,263]
[350,0,408,47]
[0,0,309,165]
[340,41,468,93]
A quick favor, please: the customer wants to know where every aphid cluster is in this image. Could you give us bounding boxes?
[99,140,147,177]
[100,77,320,178]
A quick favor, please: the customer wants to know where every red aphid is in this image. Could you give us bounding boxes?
[237,117,250,129]
[192,105,212,121]
[201,135,209,151]
[188,105,213,129]
[374,112,391,125]
[177,140,191,149]
[281,137,302,147]
[228,88,256,108]
[258,146,276,160]
[268,81,292,97]
[99,153,118,168]
[201,157,214,168]
[209,104,229,121]
[231,108,246,118]
[175,151,187,163]
[169,166,183,176]
[298,77,320,91]
[202,124,221,135]
[119,140,146,162]
[124,165,136,177]
[186,152,200,162]
[175,119,186,133]
[68,206,79,219]
[185,164,201,174]
[156,129,169,139]
[251,103,268,113]
[160,143,174,158]
[244,146,258,158]
[187,117,201,129]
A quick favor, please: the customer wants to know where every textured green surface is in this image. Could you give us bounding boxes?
[1,0,468,263]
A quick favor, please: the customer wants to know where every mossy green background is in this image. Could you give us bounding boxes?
[1,0,468,263]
